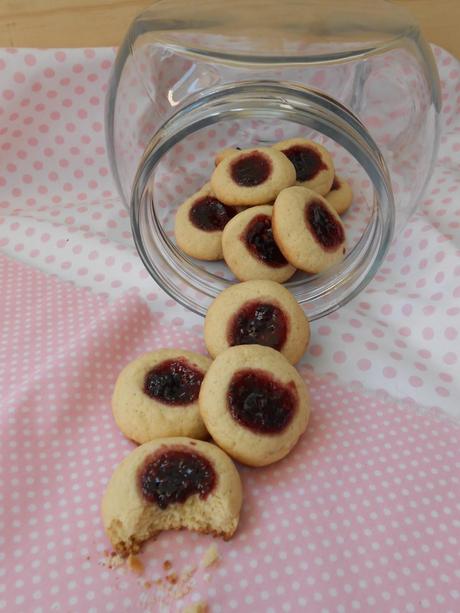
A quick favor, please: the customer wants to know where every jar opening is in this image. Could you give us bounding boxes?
[131,81,395,320]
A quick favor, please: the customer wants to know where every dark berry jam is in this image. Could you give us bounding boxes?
[139,448,216,509]
[306,199,345,251]
[282,145,326,182]
[143,358,204,405]
[189,196,236,232]
[230,152,272,187]
[244,214,288,267]
[228,301,288,350]
[331,176,340,191]
[227,369,297,434]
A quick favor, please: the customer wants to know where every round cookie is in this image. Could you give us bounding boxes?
[204,280,310,364]
[101,437,243,555]
[221,205,296,283]
[112,349,211,444]
[215,147,241,165]
[272,186,347,274]
[325,174,353,215]
[174,183,237,261]
[273,138,334,196]
[210,147,296,206]
[199,345,310,467]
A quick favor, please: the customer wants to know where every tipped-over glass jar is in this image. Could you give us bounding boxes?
[106,0,440,319]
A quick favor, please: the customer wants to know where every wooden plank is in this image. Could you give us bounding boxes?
[0,0,458,56]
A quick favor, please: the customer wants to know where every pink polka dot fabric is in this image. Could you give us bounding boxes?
[0,46,460,612]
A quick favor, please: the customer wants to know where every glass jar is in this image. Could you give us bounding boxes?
[106,0,440,319]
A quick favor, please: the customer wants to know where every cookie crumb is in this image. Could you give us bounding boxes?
[127,554,144,575]
[143,581,152,589]
[166,572,178,585]
[201,543,219,568]
[163,559,172,571]
[182,601,208,613]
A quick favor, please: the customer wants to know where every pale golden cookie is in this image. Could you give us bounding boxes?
[174,183,237,261]
[325,174,353,215]
[101,437,243,555]
[204,280,310,364]
[272,186,347,274]
[112,349,211,444]
[199,345,310,467]
[221,205,296,283]
[215,147,240,165]
[210,147,296,206]
[273,138,334,195]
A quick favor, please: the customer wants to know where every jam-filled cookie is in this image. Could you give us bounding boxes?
[273,138,334,196]
[221,205,296,283]
[210,147,296,206]
[112,349,211,444]
[174,183,237,261]
[214,147,241,166]
[199,345,310,467]
[101,437,243,555]
[204,280,310,364]
[272,186,347,274]
[325,174,353,215]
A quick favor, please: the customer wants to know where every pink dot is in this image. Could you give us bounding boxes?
[318,326,331,336]
[342,333,354,343]
[422,327,434,340]
[453,287,460,298]
[44,67,55,78]
[333,351,346,364]
[14,72,25,84]
[399,327,411,337]
[55,51,67,62]
[381,304,392,315]
[445,327,457,340]
[2,90,14,101]
[122,263,133,273]
[372,328,384,338]
[309,344,323,357]
[357,358,371,371]
[443,352,457,365]
[24,53,37,66]
[365,342,378,351]
[402,304,412,316]
[349,319,362,329]
[436,386,450,397]
[423,305,435,316]
[73,63,84,73]
[383,367,396,379]
[414,362,427,371]
[409,376,423,388]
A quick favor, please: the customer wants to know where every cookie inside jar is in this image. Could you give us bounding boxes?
[132,83,393,320]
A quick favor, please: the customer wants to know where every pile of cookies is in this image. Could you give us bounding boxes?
[174,138,352,280]
[101,138,353,559]
[102,280,311,556]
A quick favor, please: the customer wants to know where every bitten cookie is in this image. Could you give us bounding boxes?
[210,147,296,206]
[325,174,353,215]
[221,205,296,283]
[204,280,310,364]
[215,147,241,165]
[112,349,211,444]
[174,183,237,261]
[199,345,310,467]
[101,437,243,555]
[273,138,334,195]
[272,186,347,274]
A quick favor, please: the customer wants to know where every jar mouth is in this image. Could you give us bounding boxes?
[131,81,395,320]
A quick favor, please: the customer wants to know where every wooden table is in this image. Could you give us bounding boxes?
[0,1,459,57]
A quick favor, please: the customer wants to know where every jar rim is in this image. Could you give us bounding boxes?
[131,81,395,320]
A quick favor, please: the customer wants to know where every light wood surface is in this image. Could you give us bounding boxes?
[0,1,459,57]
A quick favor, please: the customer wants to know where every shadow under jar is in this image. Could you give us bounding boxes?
[106,0,440,320]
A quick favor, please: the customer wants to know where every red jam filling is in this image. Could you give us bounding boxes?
[143,358,203,405]
[228,301,288,350]
[189,196,236,232]
[282,145,327,182]
[227,368,297,434]
[230,152,272,187]
[244,214,288,267]
[139,448,216,509]
[306,199,345,251]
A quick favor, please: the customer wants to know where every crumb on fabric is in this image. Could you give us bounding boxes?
[181,601,208,613]
[127,554,144,575]
[163,559,172,571]
[201,543,219,568]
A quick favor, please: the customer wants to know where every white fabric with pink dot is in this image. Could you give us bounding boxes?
[1,46,460,612]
